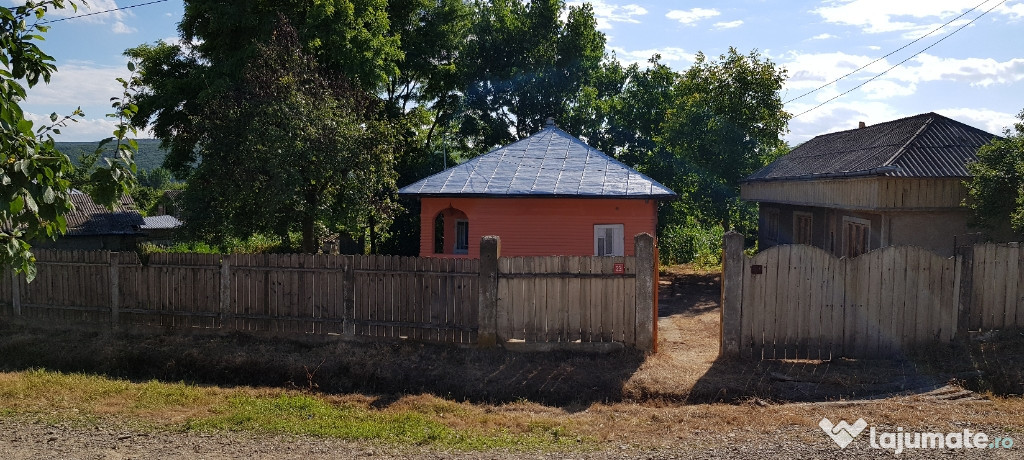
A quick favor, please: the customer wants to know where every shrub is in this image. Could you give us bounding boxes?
[658,218,724,268]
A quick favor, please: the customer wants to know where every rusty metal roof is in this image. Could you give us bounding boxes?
[398,123,676,198]
[746,112,999,182]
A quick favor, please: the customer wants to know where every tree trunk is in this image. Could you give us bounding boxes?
[301,214,317,254]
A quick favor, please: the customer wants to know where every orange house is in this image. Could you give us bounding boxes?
[399,121,676,258]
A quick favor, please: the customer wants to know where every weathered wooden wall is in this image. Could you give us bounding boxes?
[721,236,1024,360]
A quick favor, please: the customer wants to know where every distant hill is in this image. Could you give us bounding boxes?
[57,139,169,172]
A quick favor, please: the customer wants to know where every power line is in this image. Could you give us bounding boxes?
[38,0,170,24]
[792,0,1008,119]
[784,0,994,105]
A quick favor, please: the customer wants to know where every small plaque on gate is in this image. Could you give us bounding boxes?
[750,264,763,275]
[613,263,625,274]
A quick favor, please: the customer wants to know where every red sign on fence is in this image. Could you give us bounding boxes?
[613,262,625,274]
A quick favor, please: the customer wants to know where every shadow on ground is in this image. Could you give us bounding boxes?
[0,320,644,407]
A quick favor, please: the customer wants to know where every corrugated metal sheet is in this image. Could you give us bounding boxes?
[140,215,183,230]
[747,112,999,181]
[399,124,676,198]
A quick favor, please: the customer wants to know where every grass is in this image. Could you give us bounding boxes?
[0,369,587,451]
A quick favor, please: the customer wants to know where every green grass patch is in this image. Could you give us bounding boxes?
[0,369,588,451]
[186,394,584,450]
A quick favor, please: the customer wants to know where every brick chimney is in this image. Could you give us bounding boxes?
[858,121,866,129]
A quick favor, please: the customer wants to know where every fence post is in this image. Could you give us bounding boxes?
[634,233,655,352]
[956,245,973,339]
[109,253,119,327]
[220,256,232,330]
[721,231,744,357]
[478,235,500,347]
[10,271,20,316]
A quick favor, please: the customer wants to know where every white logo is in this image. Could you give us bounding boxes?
[819,418,868,449]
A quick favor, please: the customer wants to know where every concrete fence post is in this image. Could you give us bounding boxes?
[721,231,745,357]
[956,245,973,339]
[634,233,656,352]
[109,253,120,327]
[478,236,500,347]
[220,256,232,330]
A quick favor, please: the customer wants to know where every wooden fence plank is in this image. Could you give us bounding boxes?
[1017,244,1024,329]
[567,257,581,342]
[900,247,918,352]
[1001,244,1019,329]
[762,248,781,359]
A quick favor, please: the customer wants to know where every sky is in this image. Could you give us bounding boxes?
[8,0,1024,146]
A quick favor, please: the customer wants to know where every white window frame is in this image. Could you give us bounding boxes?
[594,224,624,257]
[842,216,871,258]
[454,219,469,254]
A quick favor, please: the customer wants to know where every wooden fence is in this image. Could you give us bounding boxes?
[1,235,657,351]
[720,232,1024,360]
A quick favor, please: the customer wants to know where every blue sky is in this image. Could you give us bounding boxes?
[9,0,1024,145]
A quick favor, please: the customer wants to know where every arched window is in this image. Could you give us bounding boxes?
[433,207,469,255]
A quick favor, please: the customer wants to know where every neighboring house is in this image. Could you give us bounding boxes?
[155,189,183,217]
[139,214,183,245]
[741,112,1005,258]
[35,191,144,251]
[399,119,676,258]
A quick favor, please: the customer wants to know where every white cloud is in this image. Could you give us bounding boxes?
[610,46,694,68]
[565,1,647,30]
[666,8,720,25]
[24,111,155,142]
[811,33,837,40]
[785,100,904,144]
[889,54,1024,87]
[24,62,131,107]
[714,20,744,29]
[813,0,1018,38]
[936,107,1020,134]
[111,21,137,34]
[10,0,137,34]
[780,51,1024,104]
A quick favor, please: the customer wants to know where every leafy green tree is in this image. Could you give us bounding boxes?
[177,18,397,253]
[966,109,1024,236]
[456,0,605,151]
[653,48,789,232]
[0,1,137,279]
[127,0,401,180]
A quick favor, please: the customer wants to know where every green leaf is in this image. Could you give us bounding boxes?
[11,196,24,214]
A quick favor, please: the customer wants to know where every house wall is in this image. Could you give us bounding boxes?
[742,177,966,210]
[758,204,883,256]
[418,197,658,258]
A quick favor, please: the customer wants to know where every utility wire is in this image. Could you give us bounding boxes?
[38,0,170,24]
[792,0,1008,119]
[785,0,994,104]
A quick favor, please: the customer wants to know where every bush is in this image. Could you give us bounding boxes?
[658,218,724,268]
[140,233,290,255]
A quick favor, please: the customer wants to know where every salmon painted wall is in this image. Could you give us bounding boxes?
[419,197,658,258]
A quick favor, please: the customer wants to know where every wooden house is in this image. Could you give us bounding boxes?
[741,112,1003,258]
[399,120,676,258]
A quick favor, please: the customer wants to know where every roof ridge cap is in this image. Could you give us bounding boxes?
[882,115,934,167]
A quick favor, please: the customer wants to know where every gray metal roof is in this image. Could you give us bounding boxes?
[399,124,676,198]
[746,112,999,182]
[141,215,183,230]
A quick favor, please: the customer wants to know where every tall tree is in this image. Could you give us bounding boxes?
[176,18,397,253]
[456,0,605,152]
[966,109,1024,236]
[653,48,789,231]
[127,0,401,180]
